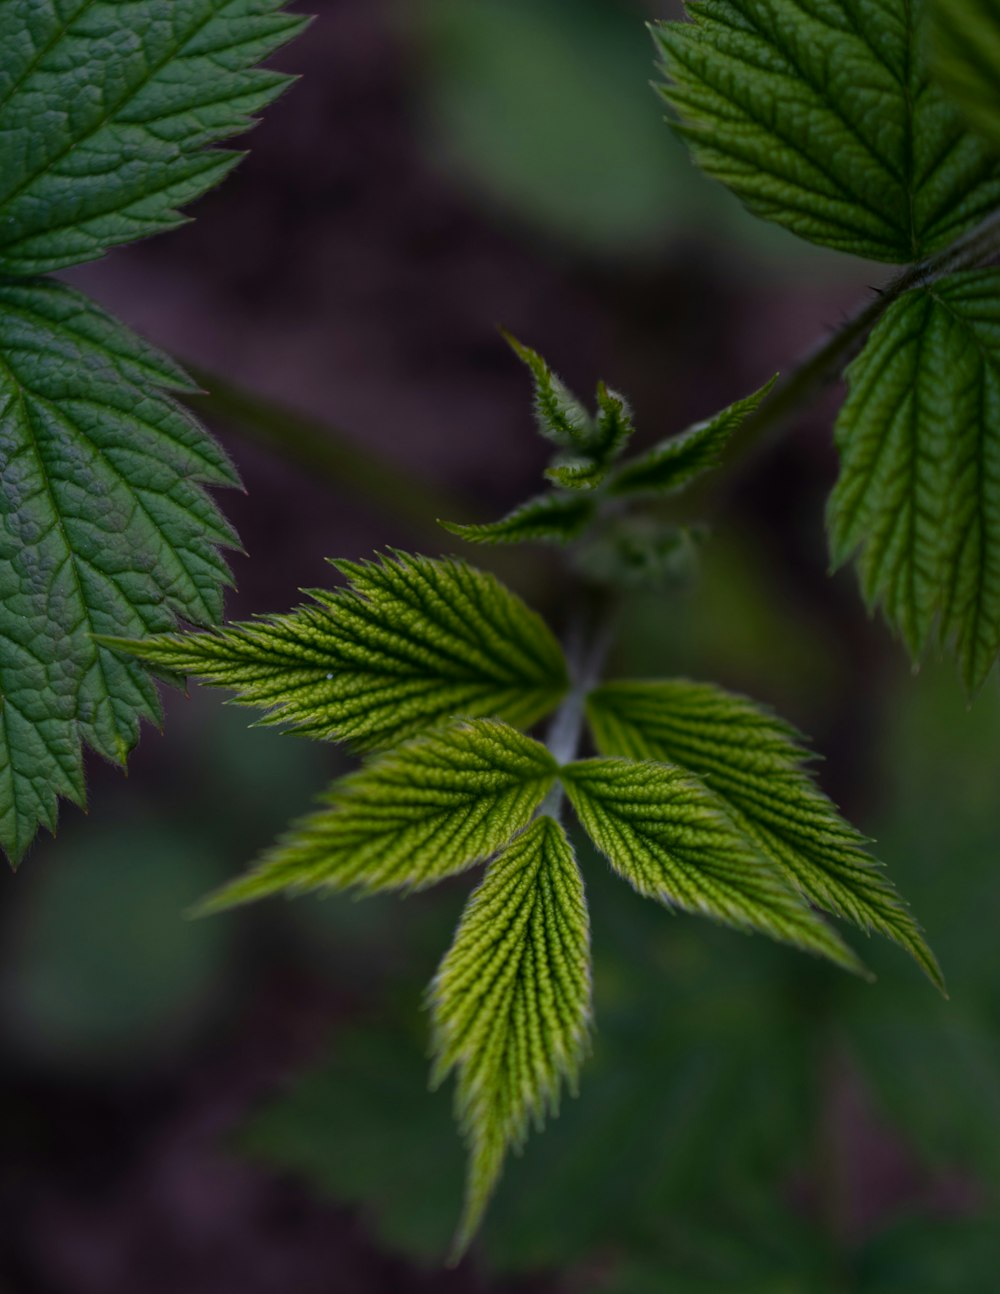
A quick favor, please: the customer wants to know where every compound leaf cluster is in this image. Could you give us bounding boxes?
[115,550,941,1251]
[0,0,300,862]
[659,1,1000,687]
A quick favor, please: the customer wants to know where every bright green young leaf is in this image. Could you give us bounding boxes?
[0,0,305,276]
[0,278,239,865]
[429,814,591,1259]
[197,720,557,911]
[654,1,1000,262]
[561,758,861,972]
[109,553,569,751]
[586,680,942,990]
[441,492,596,546]
[933,0,1000,148]
[829,270,1000,693]
[607,377,776,498]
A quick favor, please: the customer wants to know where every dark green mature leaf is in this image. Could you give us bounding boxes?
[441,492,596,546]
[561,757,861,972]
[0,278,239,864]
[0,0,305,276]
[933,0,1000,147]
[110,553,569,751]
[587,680,942,989]
[654,0,1000,262]
[829,270,1000,692]
[197,720,557,910]
[607,377,776,498]
[430,814,590,1258]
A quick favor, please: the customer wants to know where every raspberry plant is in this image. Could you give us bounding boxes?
[3,0,1000,1262]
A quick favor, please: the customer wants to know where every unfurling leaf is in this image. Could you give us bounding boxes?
[0,278,239,865]
[587,680,943,990]
[429,815,591,1259]
[0,0,306,275]
[561,757,861,972]
[502,332,593,448]
[829,270,1000,694]
[933,0,1000,148]
[654,0,1000,261]
[607,376,776,498]
[108,553,569,751]
[196,720,556,911]
[441,492,596,546]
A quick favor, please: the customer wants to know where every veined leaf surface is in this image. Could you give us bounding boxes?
[829,270,1000,695]
[430,814,591,1259]
[655,0,1000,262]
[0,278,238,864]
[111,553,569,751]
[587,680,942,989]
[0,0,305,275]
[561,757,861,972]
[197,720,557,909]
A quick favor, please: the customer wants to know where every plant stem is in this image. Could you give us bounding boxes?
[721,206,1000,470]
[182,364,468,537]
[538,592,618,820]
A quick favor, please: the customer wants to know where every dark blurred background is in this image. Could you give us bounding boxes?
[2,1,999,1290]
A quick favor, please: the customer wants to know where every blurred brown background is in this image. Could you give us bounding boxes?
[1,2,998,1291]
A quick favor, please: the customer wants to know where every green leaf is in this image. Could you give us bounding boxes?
[586,680,942,990]
[429,814,591,1259]
[607,377,776,498]
[829,270,1000,693]
[197,719,557,910]
[0,0,305,276]
[441,491,596,545]
[108,552,569,751]
[544,383,636,491]
[560,757,861,972]
[933,0,1000,148]
[502,331,593,449]
[654,0,1000,262]
[0,277,239,865]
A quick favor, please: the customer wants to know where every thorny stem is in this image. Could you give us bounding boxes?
[721,206,1000,472]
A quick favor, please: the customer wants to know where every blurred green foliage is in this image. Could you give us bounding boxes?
[409,0,865,279]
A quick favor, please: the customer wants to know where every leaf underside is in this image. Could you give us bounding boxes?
[561,756,861,973]
[586,680,942,989]
[197,720,557,910]
[829,270,1000,696]
[933,0,1000,147]
[0,0,306,276]
[430,814,591,1260]
[0,278,239,864]
[654,0,1000,262]
[109,553,569,751]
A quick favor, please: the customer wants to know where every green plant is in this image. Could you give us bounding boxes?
[4,0,1000,1266]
